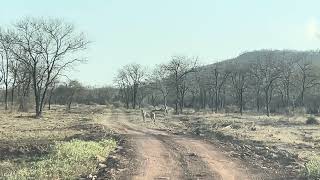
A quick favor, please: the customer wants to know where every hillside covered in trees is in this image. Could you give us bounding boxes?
[110,49,320,116]
[196,50,320,115]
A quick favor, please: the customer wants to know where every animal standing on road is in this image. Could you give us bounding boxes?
[150,112,156,123]
[141,109,147,122]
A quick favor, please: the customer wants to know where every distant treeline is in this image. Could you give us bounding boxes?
[113,50,320,116]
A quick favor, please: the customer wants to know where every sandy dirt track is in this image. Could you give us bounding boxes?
[102,109,262,180]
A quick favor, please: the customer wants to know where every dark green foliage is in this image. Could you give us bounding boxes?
[306,116,319,125]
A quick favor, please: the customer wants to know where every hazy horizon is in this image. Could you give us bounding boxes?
[1,0,320,86]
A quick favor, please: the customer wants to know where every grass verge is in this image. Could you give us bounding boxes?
[303,156,320,179]
[0,139,117,179]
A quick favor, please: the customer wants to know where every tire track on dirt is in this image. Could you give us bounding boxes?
[109,109,184,180]
[104,109,258,180]
[154,134,219,180]
[132,135,183,180]
[114,121,219,179]
[176,138,254,180]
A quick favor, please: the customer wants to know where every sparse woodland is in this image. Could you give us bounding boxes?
[113,51,320,117]
[1,19,320,118]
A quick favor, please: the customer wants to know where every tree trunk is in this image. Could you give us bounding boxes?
[211,93,214,113]
[35,94,41,118]
[301,89,305,107]
[163,95,168,114]
[67,101,72,111]
[240,89,243,115]
[265,90,270,117]
[32,67,42,118]
[4,84,8,110]
[126,100,129,109]
[175,78,179,114]
[132,83,138,109]
[48,89,53,110]
[203,90,207,109]
[286,82,290,108]
[191,92,195,109]
[124,87,130,109]
[180,90,185,114]
[175,100,179,114]
[215,90,219,113]
[301,75,306,106]
[18,78,30,112]
[10,72,17,110]
[11,86,15,109]
[256,89,260,112]
[221,88,226,109]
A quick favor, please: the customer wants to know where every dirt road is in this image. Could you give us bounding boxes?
[102,109,261,180]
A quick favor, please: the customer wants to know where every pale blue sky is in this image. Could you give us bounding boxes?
[0,0,320,86]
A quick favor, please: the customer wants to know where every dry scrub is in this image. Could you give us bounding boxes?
[0,105,116,179]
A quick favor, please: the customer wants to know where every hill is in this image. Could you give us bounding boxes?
[199,49,320,75]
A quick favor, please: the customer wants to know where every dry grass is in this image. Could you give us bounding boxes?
[0,105,116,179]
[200,113,320,160]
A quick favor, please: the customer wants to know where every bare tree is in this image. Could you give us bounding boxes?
[149,65,170,113]
[188,75,200,110]
[137,82,149,108]
[193,69,208,110]
[46,81,57,110]
[0,29,14,110]
[125,63,146,109]
[296,55,320,106]
[163,56,198,114]
[178,79,189,112]
[148,93,159,108]
[16,64,31,112]
[11,17,88,117]
[209,64,230,113]
[115,63,146,109]
[249,61,263,113]
[230,61,249,115]
[278,52,298,110]
[115,68,132,109]
[66,80,83,111]
[252,52,281,116]
[9,61,18,109]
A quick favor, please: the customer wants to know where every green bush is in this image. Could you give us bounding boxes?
[303,156,320,179]
[1,139,116,179]
[306,116,319,125]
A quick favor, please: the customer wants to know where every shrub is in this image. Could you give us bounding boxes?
[303,156,320,179]
[306,116,319,125]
